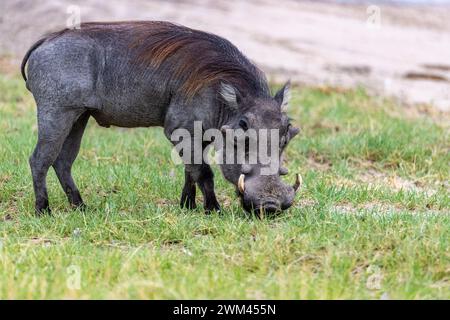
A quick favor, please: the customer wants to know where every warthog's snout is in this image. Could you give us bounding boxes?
[238,173,302,217]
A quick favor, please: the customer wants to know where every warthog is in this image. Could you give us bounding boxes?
[21,21,301,215]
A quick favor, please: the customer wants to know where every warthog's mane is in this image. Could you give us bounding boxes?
[126,21,270,99]
[32,21,270,100]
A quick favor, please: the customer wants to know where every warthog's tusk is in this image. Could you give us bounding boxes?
[293,173,302,192]
[238,174,245,194]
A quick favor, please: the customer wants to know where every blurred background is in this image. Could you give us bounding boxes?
[1,0,449,111]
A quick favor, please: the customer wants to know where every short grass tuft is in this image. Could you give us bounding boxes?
[0,75,449,299]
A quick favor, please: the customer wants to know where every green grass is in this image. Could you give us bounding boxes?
[0,74,449,299]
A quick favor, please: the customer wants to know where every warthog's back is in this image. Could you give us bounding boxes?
[22,21,269,128]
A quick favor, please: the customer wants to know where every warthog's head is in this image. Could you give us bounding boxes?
[218,82,301,216]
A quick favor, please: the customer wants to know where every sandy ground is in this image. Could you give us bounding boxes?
[1,0,449,111]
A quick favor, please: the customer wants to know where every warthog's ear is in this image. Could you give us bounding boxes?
[274,81,291,112]
[219,83,239,109]
[288,125,300,140]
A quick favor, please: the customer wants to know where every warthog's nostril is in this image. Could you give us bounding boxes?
[262,199,280,213]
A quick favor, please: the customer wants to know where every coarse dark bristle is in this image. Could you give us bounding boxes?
[31,21,270,99]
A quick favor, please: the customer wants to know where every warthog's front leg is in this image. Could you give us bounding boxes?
[183,163,220,213]
[180,169,196,209]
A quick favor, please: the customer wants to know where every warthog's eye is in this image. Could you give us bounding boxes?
[239,119,249,131]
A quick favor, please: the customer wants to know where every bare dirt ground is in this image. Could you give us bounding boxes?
[1,0,449,111]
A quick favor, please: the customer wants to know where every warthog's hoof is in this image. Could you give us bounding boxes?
[72,202,87,211]
[35,201,51,216]
[204,200,220,214]
[180,195,197,210]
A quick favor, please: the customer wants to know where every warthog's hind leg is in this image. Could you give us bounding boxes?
[52,112,90,210]
[29,107,85,214]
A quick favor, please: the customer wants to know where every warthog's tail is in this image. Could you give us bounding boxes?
[21,37,47,83]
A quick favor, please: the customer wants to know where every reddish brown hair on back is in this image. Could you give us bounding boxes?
[127,21,269,99]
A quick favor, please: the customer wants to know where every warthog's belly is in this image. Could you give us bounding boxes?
[89,104,166,128]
